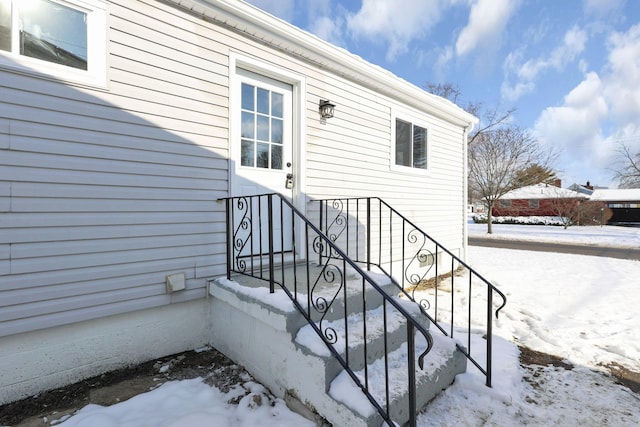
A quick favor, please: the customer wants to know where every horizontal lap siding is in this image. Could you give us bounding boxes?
[0,0,233,336]
[304,72,466,250]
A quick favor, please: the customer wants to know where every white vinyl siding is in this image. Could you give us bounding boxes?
[304,71,466,250]
[0,0,469,338]
[0,0,230,337]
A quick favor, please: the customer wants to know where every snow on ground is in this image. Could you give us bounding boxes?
[469,219,640,247]
[419,244,640,427]
[56,378,315,427]
[57,225,640,426]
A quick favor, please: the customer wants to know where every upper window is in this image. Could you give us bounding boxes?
[0,0,106,85]
[395,118,427,170]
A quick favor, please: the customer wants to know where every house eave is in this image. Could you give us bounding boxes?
[163,0,477,128]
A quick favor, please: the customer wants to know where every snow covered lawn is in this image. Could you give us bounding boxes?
[418,245,640,426]
[468,220,640,247]
[56,225,640,426]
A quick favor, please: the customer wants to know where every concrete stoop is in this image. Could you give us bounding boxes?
[208,274,466,426]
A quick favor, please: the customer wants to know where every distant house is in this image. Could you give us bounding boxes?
[590,189,640,224]
[568,181,608,196]
[493,183,587,217]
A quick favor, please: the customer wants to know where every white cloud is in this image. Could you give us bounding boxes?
[434,46,454,79]
[501,80,535,102]
[346,0,450,61]
[603,23,640,124]
[534,73,612,185]
[455,0,517,57]
[502,26,588,102]
[583,0,626,18]
[309,15,345,47]
[536,72,607,146]
[534,23,640,187]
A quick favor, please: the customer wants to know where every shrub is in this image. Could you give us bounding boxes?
[472,214,568,226]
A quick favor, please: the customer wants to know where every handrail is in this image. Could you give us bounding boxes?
[317,197,507,387]
[219,193,434,427]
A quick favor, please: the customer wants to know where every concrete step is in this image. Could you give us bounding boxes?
[295,296,432,363]
[328,332,466,426]
[293,302,411,391]
[226,261,399,332]
[209,272,466,427]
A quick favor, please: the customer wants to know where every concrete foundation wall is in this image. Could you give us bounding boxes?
[0,299,210,405]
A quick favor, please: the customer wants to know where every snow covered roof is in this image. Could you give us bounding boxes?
[590,188,640,202]
[500,183,586,200]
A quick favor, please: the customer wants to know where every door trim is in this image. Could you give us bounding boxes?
[229,52,307,216]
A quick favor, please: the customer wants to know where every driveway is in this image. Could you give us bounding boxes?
[468,237,640,260]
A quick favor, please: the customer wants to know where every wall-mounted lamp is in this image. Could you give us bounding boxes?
[319,99,335,119]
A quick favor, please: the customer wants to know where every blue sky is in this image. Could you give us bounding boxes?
[245,0,640,188]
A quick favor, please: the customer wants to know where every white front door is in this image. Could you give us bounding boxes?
[231,69,295,255]
[233,68,294,198]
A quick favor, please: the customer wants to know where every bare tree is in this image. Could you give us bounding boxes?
[468,126,554,233]
[614,144,640,188]
[428,82,555,233]
[576,201,612,226]
[427,83,514,144]
[426,82,462,104]
[546,188,585,229]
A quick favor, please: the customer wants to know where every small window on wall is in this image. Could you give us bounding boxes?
[0,0,106,84]
[499,199,511,208]
[0,0,10,53]
[395,119,427,170]
[529,199,539,208]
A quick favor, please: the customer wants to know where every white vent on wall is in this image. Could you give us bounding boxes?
[166,273,186,293]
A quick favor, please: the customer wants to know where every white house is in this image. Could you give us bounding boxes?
[0,1,490,422]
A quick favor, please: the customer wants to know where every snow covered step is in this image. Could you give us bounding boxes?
[329,332,466,426]
[294,303,411,379]
[295,276,398,326]
[209,272,466,427]
[218,262,397,330]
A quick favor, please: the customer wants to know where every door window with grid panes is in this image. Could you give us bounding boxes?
[240,83,284,170]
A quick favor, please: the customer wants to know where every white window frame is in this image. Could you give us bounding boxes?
[0,0,107,87]
[390,109,430,175]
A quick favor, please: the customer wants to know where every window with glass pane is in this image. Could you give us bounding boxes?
[0,0,10,52]
[395,119,427,170]
[395,119,411,167]
[0,0,88,69]
[240,82,284,170]
[413,125,427,169]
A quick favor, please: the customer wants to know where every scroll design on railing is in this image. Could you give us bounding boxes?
[325,199,347,244]
[405,228,435,285]
[315,196,508,389]
[221,194,444,426]
[316,217,345,260]
[232,196,252,273]
[311,236,344,345]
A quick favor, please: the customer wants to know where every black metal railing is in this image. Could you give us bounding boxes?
[317,197,507,387]
[220,193,437,426]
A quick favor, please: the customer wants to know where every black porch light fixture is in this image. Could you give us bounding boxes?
[319,99,335,119]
